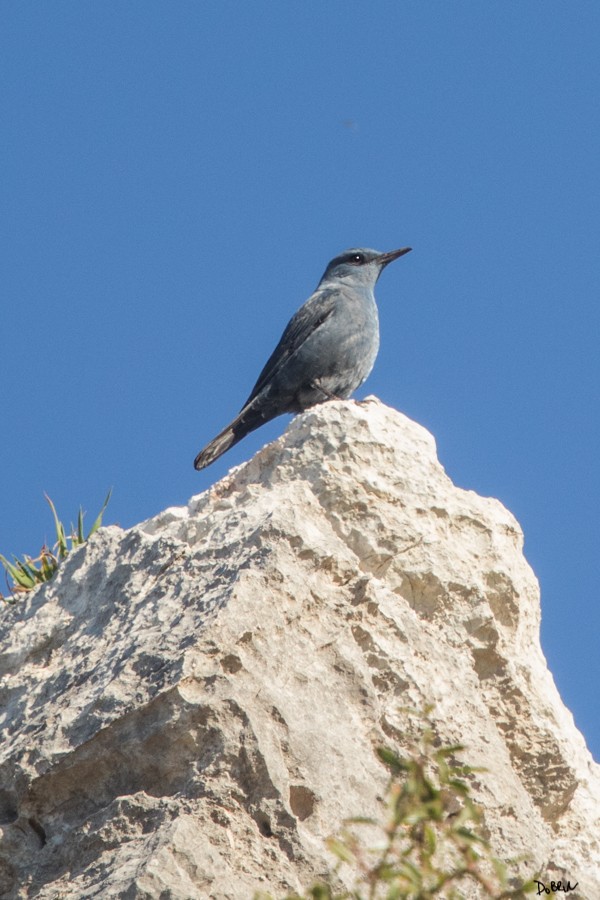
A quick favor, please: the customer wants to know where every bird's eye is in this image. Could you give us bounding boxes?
[350,253,364,265]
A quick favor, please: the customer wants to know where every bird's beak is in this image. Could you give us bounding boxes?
[377,247,412,267]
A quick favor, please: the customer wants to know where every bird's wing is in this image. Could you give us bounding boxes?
[242,288,338,408]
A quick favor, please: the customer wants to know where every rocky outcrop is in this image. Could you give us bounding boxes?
[1,398,598,898]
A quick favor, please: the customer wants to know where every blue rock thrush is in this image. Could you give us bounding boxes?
[193,246,412,470]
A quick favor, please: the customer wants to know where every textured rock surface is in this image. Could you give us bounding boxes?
[1,398,598,899]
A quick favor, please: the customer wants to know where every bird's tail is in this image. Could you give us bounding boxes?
[193,401,271,470]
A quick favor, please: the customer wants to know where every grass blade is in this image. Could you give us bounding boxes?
[88,487,113,538]
[45,493,68,559]
[77,507,85,544]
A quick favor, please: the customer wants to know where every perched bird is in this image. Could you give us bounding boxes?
[194,245,411,470]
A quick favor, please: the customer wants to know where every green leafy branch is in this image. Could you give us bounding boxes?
[259,711,537,900]
[1,489,112,600]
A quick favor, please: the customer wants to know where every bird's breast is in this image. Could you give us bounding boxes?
[298,294,379,400]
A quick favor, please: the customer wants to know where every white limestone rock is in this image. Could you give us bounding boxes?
[1,398,598,898]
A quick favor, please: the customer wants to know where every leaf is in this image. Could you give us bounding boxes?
[447,778,470,796]
[0,554,22,580]
[45,494,68,559]
[20,557,43,583]
[395,859,422,888]
[377,746,411,774]
[77,506,85,544]
[40,551,57,580]
[435,744,465,758]
[517,878,541,895]
[88,487,113,537]
[455,826,487,845]
[344,816,377,826]
[16,558,40,587]
[384,887,401,900]
[423,823,437,856]
[491,855,508,885]
[308,886,334,900]
[371,861,400,882]
[325,837,355,865]
[0,555,35,589]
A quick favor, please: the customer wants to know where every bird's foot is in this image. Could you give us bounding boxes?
[310,380,343,402]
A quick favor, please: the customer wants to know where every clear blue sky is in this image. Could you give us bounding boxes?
[1,3,598,759]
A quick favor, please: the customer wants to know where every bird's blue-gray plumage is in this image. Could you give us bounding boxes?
[193,246,411,470]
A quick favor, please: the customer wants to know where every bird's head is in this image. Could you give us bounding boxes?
[319,246,412,289]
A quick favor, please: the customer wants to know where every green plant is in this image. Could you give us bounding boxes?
[1,489,112,600]
[258,711,536,900]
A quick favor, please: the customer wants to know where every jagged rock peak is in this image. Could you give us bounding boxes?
[1,398,598,898]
